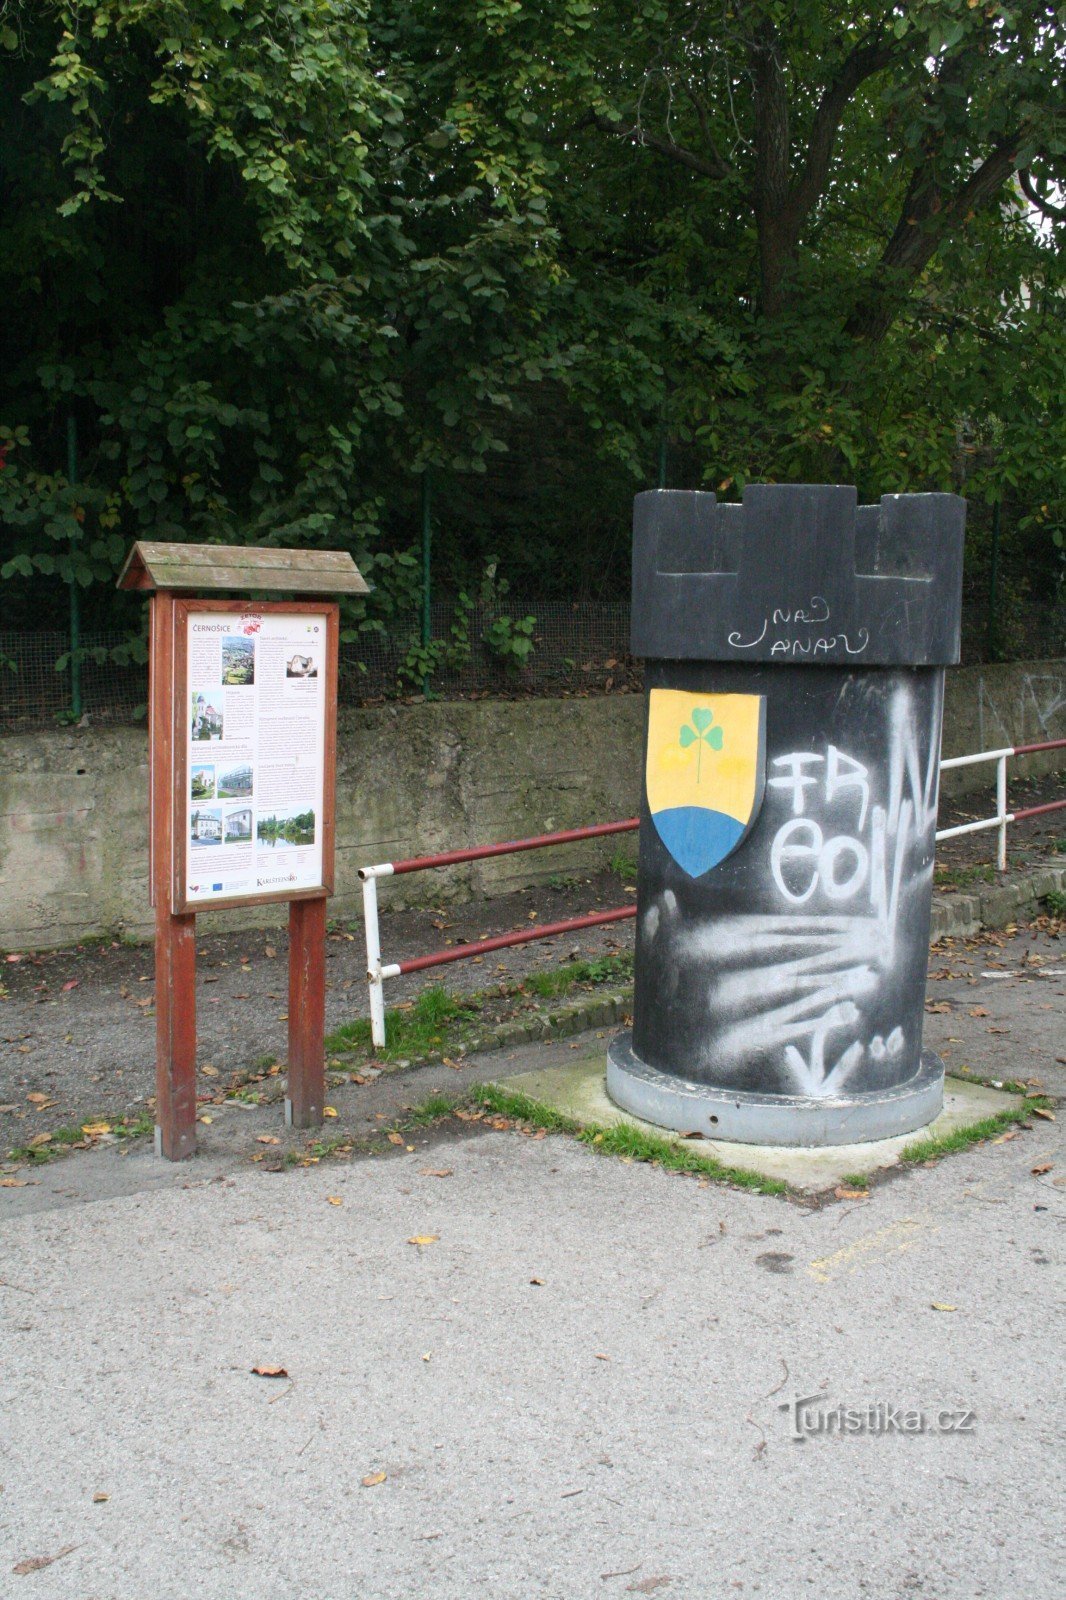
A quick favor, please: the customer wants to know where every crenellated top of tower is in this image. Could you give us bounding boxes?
[631,485,965,666]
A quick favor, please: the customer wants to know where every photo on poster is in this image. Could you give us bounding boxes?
[190,764,215,801]
[190,807,223,846]
[191,690,224,741]
[217,762,253,798]
[222,635,256,686]
[257,804,316,850]
[285,649,319,679]
[223,805,253,844]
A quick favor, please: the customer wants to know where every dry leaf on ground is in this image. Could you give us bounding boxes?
[250,1364,289,1379]
[408,1235,439,1246]
[362,1472,387,1487]
[12,1545,77,1576]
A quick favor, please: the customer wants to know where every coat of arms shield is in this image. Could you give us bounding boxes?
[645,689,766,877]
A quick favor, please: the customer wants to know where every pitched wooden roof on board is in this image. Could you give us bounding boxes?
[116,541,369,595]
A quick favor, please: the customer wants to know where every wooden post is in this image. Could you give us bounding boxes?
[150,591,198,1160]
[286,895,327,1127]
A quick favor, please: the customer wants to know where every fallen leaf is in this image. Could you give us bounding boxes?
[1033,1108,1056,1121]
[834,1186,869,1199]
[529,1277,545,1286]
[28,1132,52,1148]
[81,1122,111,1137]
[250,1364,288,1379]
[256,1134,279,1146]
[387,1131,405,1146]
[925,1001,952,1013]
[968,1006,989,1017]
[264,945,277,959]
[421,1168,453,1178]
[92,1492,109,1504]
[992,1131,1018,1144]
[0,1177,28,1188]
[930,1303,957,1312]
[362,1471,386,1487]
[327,1196,343,1206]
[61,979,79,992]
[12,1545,77,1575]
[199,1115,213,1125]
[26,1092,52,1105]
[200,1064,219,1077]
[408,1235,439,1246]
[594,1352,611,1361]
[1032,1163,1053,1175]
[323,1106,338,1119]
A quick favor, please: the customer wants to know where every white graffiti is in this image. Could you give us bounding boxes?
[660,684,940,1097]
[726,594,870,659]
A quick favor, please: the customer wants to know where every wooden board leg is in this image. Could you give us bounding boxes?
[287,896,327,1128]
[155,908,198,1160]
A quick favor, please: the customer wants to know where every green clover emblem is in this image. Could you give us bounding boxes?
[679,706,723,782]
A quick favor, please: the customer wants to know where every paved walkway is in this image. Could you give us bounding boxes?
[2,922,1063,1599]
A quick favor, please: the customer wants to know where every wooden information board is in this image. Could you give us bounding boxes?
[119,543,367,1160]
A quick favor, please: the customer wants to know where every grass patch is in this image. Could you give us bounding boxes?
[326,984,482,1063]
[524,951,633,1001]
[326,955,634,1067]
[406,1091,462,1126]
[933,862,996,890]
[899,1098,1052,1165]
[471,1084,788,1194]
[7,1111,154,1165]
[1044,889,1066,917]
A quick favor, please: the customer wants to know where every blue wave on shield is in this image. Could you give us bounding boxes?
[651,805,745,878]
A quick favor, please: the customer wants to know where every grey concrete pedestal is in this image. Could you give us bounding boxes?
[607,1031,944,1147]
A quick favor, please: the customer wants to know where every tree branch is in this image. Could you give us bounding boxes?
[846,126,1033,341]
[1018,166,1066,221]
[786,35,900,226]
[590,110,732,180]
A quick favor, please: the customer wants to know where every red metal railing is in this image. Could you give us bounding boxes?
[359,737,1065,1047]
[359,818,638,1044]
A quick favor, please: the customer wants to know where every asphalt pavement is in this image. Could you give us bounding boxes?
[1,923,1063,1599]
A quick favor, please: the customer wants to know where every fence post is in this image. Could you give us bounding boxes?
[996,752,1008,872]
[66,415,82,722]
[362,872,387,1048]
[987,498,1001,661]
[421,467,432,696]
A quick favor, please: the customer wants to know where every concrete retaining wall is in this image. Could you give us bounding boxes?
[1,658,1063,950]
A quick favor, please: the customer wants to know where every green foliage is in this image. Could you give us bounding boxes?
[482,612,536,674]
[1,0,1064,644]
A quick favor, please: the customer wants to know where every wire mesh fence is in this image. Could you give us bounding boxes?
[3,580,1062,735]
[0,603,641,732]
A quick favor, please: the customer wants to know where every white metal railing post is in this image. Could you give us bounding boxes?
[996,753,1009,872]
[362,871,387,1048]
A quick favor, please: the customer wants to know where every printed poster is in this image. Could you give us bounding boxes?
[184,610,327,903]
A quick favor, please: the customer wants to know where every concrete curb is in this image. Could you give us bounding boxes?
[929,861,1066,940]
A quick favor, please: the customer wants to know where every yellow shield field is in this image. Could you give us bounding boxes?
[645,689,766,877]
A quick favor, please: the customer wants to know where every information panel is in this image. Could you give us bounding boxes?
[175,604,335,909]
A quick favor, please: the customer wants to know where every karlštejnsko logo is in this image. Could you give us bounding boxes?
[645,689,766,877]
